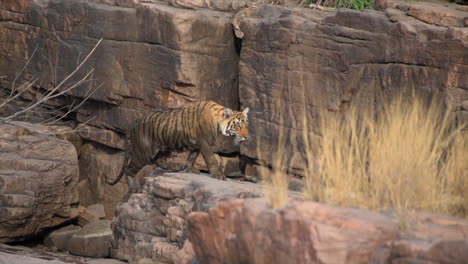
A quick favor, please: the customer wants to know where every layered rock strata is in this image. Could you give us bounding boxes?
[0,122,80,243]
[236,0,468,171]
[188,198,468,264]
[110,171,266,263]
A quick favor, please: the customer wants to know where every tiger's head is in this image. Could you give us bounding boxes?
[220,107,249,145]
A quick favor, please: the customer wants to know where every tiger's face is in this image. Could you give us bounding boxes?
[221,107,249,145]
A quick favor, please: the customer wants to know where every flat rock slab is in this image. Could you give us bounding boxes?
[0,243,125,264]
[68,220,113,258]
[44,225,82,252]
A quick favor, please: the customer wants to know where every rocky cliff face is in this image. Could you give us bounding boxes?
[0,0,467,261]
[1,0,467,202]
[0,0,242,213]
[235,1,468,170]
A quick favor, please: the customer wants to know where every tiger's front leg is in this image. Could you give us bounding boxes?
[186,150,201,174]
[199,141,225,180]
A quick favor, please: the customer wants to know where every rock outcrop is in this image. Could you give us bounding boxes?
[235,0,468,172]
[110,170,267,263]
[188,198,468,264]
[0,122,80,243]
[0,243,126,264]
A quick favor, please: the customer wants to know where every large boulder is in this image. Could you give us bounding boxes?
[0,122,80,243]
[44,225,82,252]
[188,198,468,264]
[235,0,468,171]
[110,170,268,263]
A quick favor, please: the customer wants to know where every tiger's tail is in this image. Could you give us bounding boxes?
[103,135,130,186]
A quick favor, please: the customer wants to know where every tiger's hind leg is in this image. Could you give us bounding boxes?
[154,153,185,172]
[186,150,200,174]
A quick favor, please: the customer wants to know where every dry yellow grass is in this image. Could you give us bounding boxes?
[257,118,289,209]
[303,94,468,217]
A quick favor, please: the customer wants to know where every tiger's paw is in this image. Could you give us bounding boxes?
[211,172,226,181]
[187,167,201,174]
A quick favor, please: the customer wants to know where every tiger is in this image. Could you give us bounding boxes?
[103,101,249,193]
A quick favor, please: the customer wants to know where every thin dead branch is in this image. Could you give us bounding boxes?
[0,38,103,127]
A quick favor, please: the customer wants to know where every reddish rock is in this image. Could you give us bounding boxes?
[188,198,399,264]
[188,199,468,264]
[0,243,126,264]
[375,0,468,28]
[0,122,80,243]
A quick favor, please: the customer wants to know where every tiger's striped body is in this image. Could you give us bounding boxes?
[104,101,249,192]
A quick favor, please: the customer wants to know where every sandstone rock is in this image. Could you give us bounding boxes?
[0,243,126,264]
[0,0,244,218]
[189,198,399,264]
[77,204,106,227]
[375,0,468,28]
[174,240,196,264]
[236,2,468,173]
[110,171,269,263]
[68,220,113,258]
[188,198,468,264]
[78,124,125,150]
[372,211,468,263]
[0,0,239,133]
[78,143,127,218]
[0,122,80,243]
[44,225,82,252]
[87,204,106,219]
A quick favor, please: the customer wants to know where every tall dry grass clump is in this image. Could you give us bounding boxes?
[257,119,289,209]
[303,95,468,217]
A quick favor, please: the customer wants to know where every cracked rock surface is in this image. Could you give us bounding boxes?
[0,122,80,243]
[110,170,268,263]
[188,198,468,264]
[236,0,468,171]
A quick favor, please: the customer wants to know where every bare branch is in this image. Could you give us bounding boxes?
[10,45,39,92]
[0,78,38,109]
[43,83,102,126]
[2,38,103,123]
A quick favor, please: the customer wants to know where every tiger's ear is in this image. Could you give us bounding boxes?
[223,108,233,118]
[242,107,249,115]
